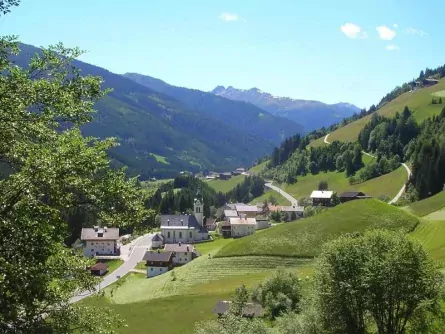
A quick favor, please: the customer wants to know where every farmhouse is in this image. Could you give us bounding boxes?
[339,191,371,203]
[219,172,232,180]
[143,250,174,278]
[160,189,209,244]
[310,190,334,206]
[81,226,119,257]
[229,217,256,237]
[255,216,270,230]
[220,221,232,238]
[164,243,200,265]
[213,301,264,318]
[88,262,108,276]
[235,204,260,218]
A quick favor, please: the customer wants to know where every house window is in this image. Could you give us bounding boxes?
[189,231,192,238]
[179,232,182,238]
[91,249,94,252]
[150,268,153,271]
[168,232,170,238]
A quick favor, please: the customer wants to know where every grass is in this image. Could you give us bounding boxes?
[250,189,291,206]
[282,155,408,201]
[315,79,445,144]
[431,90,445,97]
[249,160,269,174]
[215,199,419,258]
[411,220,445,263]
[103,259,124,276]
[205,174,245,193]
[149,153,169,164]
[406,191,445,217]
[425,209,445,221]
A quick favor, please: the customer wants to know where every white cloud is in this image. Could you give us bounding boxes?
[340,23,367,39]
[219,12,239,22]
[386,44,399,51]
[376,26,396,40]
[405,27,428,37]
[393,23,398,28]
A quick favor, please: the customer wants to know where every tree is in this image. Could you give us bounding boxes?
[230,284,250,316]
[318,180,328,191]
[314,230,444,334]
[0,35,148,332]
[252,270,302,319]
[194,313,268,334]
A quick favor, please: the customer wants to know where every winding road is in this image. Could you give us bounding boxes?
[265,182,299,206]
[70,233,154,304]
[323,134,412,204]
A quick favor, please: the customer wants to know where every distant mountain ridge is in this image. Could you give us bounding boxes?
[14,43,295,179]
[123,73,305,143]
[211,86,360,131]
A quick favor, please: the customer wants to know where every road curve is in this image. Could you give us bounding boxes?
[70,233,154,304]
[322,132,412,204]
[265,182,299,206]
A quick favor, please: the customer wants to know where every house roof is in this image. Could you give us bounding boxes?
[229,217,257,225]
[310,190,334,199]
[143,251,173,262]
[90,262,108,271]
[268,205,304,212]
[81,227,119,241]
[235,205,259,212]
[212,301,264,317]
[224,210,239,217]
[152,234,163,242]
[339,191,366,198]
[161,215,201,229]
[205,217,216,226]
[164,243,195,253]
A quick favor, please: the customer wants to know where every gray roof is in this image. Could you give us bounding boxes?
[81,227,119,241]
[152,234,163,242]
[161,215,201,228]
[213,301,264,317]
[236,205,260,212]
[224,210,239,218]
[164,243,195,253]
[143,251,173,262]
[339,191,367,198]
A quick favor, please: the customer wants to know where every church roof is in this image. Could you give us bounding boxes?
[161,215,202,229]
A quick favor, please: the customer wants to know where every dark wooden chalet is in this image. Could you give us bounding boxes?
[339,191,371,203]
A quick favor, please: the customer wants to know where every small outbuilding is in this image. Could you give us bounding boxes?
[89,262,108,276]
[213,301,264,318]
[338,191,371,203]
[151,234,164,249]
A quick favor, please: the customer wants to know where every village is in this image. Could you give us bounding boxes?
[79,186,371,289]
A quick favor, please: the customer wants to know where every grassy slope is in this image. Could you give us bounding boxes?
[250,189,291,206]
[411,220,445,263]
[407,191,445,217]
[205,174,245,193]
[312,79,445,145]
[249,160,269,174]
[282,155,407,200]
[81,238,312,333]
[216,199,419,258]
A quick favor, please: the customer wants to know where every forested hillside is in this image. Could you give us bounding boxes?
[123,73,304,143]
[12,44,283,179]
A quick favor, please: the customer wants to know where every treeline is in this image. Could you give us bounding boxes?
[265,142,363,184]
[148,174,265,217]
[358,106,419,158]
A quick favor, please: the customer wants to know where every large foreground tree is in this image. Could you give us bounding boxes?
[0,9,149,334]
[314,230,444,334]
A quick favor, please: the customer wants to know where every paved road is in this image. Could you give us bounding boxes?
[389,163,412,204]
[70,233,154,303]
[265,182,298,206]
[323,133,412,204]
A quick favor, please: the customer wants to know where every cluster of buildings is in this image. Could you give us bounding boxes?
[205,167,249,180]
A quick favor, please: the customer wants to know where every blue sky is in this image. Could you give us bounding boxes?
[1,0,443,108]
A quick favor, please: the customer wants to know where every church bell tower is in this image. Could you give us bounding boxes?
[194,188,204,226]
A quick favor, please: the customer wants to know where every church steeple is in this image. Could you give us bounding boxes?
[194,188,204,226]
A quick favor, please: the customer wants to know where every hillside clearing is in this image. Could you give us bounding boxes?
[407,191,445,217]
[317,79,445,144]
[149,153,169,164]
[250,189,291,206]
[205,174,245,193]
[249,160,269,174]
[216,199,419,258]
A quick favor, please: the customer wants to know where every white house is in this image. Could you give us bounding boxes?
[143,250,173,278]
[151,234,164,249]
[229,217,256,237]
[160,189,209,244]
[81,226,119,257]
[164,243,200,265]
[310,190,334,206]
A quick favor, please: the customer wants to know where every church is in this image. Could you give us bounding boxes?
[160,189,210,244]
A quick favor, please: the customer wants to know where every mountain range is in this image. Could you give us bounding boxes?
[14,44,304,179]
[211,86,360,131]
